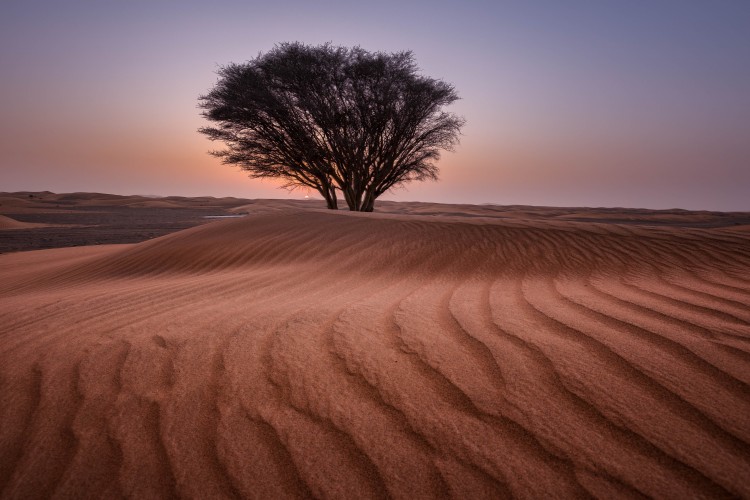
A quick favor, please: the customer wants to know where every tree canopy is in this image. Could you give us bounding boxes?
[199,42,464,211]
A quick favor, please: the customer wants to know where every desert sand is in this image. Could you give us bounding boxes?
[0,215,54,231]
[1,195,750,498]
[0,192,255,254]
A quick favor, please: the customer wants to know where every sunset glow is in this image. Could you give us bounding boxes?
[3,3,750,495]
[2,1,748,210]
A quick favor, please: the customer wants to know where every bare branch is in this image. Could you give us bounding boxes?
[198,42,464,211]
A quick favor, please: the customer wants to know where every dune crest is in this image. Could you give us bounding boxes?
[1,203,749,498]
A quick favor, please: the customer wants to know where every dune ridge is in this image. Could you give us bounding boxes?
[1,204,749,498]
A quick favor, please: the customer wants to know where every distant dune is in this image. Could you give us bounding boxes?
[123,200,185,209]
[1,197,749,498]
[0,214,53,230]
[0,214,36,230]
[0,192,259,254]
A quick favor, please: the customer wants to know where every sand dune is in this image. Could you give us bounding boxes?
[1,201,749,498]
[124,200,185,209]
[0,192,258,254]
[0,215,35,230]
[0,192,256,212]
[0,215,52,230]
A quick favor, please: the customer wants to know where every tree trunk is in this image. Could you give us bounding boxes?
[343,188,354,210]
[328,185,338,209]
[361,191,376,212]
[343,187,364,211]
[319,185,338,210]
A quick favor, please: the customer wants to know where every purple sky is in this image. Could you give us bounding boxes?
[1,1,749,210]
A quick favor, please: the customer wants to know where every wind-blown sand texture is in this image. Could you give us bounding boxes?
[1,198,750,498]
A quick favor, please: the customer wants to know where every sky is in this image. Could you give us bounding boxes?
[1,0,749,210]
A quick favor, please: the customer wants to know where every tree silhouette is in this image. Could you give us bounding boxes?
[199,42,464,211]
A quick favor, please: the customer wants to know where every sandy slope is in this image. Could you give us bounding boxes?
[1,203,749,499]
[0,215,55,230]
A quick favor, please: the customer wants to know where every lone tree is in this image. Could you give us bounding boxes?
[199,42,464,212]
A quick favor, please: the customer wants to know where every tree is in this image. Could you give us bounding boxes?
[199,42,464,212]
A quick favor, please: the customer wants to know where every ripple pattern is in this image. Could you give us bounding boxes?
[1,207,749,498]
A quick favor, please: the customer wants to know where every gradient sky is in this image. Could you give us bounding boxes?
[1,1,749,210]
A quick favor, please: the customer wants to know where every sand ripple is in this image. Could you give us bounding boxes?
[1,206,749,498]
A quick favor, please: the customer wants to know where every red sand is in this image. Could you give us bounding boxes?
[0,215,50,230]
[1,198,749,498]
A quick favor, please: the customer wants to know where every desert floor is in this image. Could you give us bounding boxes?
[1,193,750,499]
